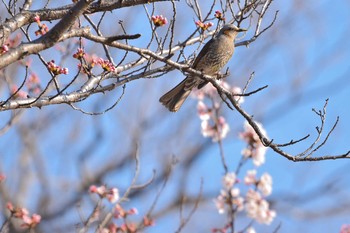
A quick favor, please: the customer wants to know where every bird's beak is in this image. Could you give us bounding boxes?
[237,28,247,32]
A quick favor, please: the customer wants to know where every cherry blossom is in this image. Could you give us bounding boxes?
[232,86,244,104]
[73,48,86,59]
[11,85,28,99]
[151,15,168,27]
[240,121,268,166]
[246,227,256,233]
[33,15,49,36]
[195,21,214,31]
[143,216,155,226]
[97,58,115,72]
[197,101,211,121]
[214,10,225,21]
[89,185,119,203]
[245,189,276,225]
[0,173,5,182]
[6,202,41,229]
[0,44,9,55]
[222,172,237,189]
[21,214,41,228]
[340,224,350,233]
[201,116,229,142]
[244,169,257,185]
[47,60,69,75]
[258,173,273,196]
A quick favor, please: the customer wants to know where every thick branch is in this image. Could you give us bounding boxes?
[0,0,172,46]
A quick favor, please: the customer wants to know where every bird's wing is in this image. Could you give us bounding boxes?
[192,37,216,69]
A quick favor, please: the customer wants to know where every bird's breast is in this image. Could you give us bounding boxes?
[195,39,235,75]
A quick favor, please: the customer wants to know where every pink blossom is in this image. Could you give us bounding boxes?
[245,189,276,225]
[246,227,256,233]
[232,86,244,104]
[214,189,243,214]
[0,44,9,55]
[127,207,138,215]
[222,172,236,189]
[240,121,268,166]
[90,185,119,203]
[0,173,5,182]
[28,73,40,84]
[244,169,257,185]
[143,216,155,226]
[195,21,214,31]
[73,48,86,59]
[6,203,29,219]
[230,187,240,198]
[11,85,28,99]
[151,15,168,27]
[33,15,49,36]
[6,202,14,212]
[61,67,69,74]
[21,214,41,228]
[258,173,273,196]
[340,224,350,233]
[197,101,211,120]
[89,185,107,197]
[99,228,110,233]
[217,116,229,139]
[201,120,213,138]
[97,58,115,72]
[201,116,229,142]
[47,60,69,75]
[233,196,244,212]
[106,188,119,203]
[114,204,126,218]
[120,223,136,232]
[214,191,226,214]
[35,23,49,36]
[240,121,266,144]
[214,10,225,21]
[33,15,40,23]
[6,203,41,228]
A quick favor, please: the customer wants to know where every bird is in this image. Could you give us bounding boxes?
[159,24,246,112]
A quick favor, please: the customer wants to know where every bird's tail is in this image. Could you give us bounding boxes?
[159,77,196,112]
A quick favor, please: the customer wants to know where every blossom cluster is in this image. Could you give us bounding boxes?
[6,202,41,229]
[10,85,28,99]
[47,60,69,75]
[0,173,5,182]
[341,224,350,233]
[74,49,116,74]
[214,10,225,21]
[151,15,168,27]
[240,121,268,166]
[193,81,244,142]
[10,72,41,99]
[33,15,49,36]
[195,21,214,31]
[211,117,274,231]
[0,44,9,55]
[1,33,21,55]
[98,58,116,72]
[89,185,120,203]
[27,73,41,94]
[214,170,275,231]
[73,48,86,60]
[89,185,155,233]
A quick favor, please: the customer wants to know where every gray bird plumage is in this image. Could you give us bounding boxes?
[159,24,246,112]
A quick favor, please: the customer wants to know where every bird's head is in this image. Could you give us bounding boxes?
[219,24,247,40]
